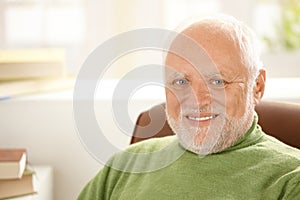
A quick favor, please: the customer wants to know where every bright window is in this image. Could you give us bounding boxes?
[3,1,85,46]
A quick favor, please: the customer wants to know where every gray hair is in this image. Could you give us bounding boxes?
[171,14,264,84]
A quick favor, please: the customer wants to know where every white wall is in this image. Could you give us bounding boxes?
[0,99,97,200]
[0,90,164,200]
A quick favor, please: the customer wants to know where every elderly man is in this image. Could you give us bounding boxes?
[78,15,300,199]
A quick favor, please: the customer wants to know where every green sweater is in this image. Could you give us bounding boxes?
[78,117,300,200]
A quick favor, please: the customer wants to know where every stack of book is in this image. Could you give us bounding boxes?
[0,149,37,199]
[0,48,74,100]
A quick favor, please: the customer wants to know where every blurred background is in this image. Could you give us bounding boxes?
[1,0,299,102]
[0,0,299,77]
[0,0,299,199]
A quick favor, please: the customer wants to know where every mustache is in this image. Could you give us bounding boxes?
[180,107,225,115]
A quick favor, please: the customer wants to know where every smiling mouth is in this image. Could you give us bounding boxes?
[186,114,218,121]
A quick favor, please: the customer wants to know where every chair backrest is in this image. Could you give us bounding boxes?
[131,101,300,149]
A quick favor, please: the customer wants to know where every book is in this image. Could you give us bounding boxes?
[0,75,75,100]
[0,149,26,180]
[0,169,36,199]
[0,48,65,80]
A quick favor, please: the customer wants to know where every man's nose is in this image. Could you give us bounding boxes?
[189,80,212,107]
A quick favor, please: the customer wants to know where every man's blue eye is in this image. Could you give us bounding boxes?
[174,79,188,85]
[212,79,224,85]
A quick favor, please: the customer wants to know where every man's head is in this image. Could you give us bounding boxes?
[164,15,266,155]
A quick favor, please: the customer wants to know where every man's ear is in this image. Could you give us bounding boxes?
[253,69,266,105]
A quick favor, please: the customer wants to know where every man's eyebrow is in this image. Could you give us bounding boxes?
[205,71,233,79]
[206,72,222,78]
[166,71,185,79]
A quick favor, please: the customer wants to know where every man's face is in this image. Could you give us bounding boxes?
[165,26,256,155]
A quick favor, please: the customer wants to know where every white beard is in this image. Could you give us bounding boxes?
[166,94,255,156]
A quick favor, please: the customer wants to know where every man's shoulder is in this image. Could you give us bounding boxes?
[259,134,300,163]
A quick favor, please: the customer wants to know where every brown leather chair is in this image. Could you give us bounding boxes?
[131,101,300,149]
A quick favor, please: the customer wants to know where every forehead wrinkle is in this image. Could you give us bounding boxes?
[165,52,226,81]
